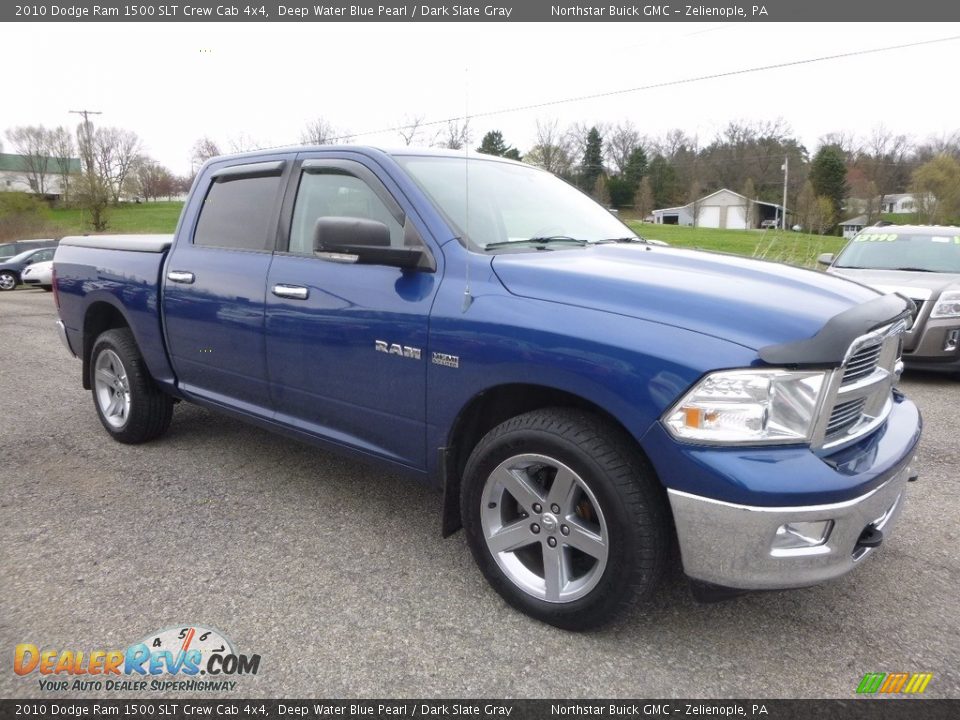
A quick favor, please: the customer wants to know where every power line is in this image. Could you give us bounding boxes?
[320,34,959,143]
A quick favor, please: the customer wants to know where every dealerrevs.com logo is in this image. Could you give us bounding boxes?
[14,625,261,692]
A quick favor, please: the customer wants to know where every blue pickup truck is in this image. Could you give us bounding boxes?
[53,147,921,629]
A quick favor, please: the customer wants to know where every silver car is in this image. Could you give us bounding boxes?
[820,225,960,372]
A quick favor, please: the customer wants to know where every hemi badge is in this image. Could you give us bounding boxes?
[432,352,460,369]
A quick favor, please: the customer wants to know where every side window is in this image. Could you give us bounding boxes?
[289,170,404,255]
[194,174,283,251]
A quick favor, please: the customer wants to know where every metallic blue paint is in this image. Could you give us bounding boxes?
[641,395,921,506]
[53,243,177,389]
[492,244,881,351]
[53,146,921,513]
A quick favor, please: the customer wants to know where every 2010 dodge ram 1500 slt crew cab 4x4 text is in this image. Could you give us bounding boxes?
[52,147,922,630]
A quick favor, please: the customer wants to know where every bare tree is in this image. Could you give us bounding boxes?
[50,126,76,202]
[524,119,575,177]
[818,131,861,161]
[191,137,222,167]
[606,121,642,175]
[633,177,655,217]
[653,129,697,160]
[856,125,911,211]
[5,125,54,195]
[688,178,703,227]
[227,132,261,153]
[301,117,351,145]
[435,119,471,150]
[135,158,176,202]
[93,127,142,202]
[397,114,430,146]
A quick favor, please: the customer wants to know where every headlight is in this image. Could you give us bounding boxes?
[664,369,826,444]
[930,290,960,318]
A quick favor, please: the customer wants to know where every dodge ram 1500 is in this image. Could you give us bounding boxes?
[53,147,922,629]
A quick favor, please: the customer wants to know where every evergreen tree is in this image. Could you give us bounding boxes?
[647,155,682,208]
[580,127,604,192]
[810,145,848,216]
[476,130,521,160]
[623,147,648,188]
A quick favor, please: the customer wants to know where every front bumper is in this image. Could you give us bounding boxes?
[903,315,960,370]
[668,457,914,590]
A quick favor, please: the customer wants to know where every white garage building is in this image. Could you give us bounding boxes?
[652,188,786,229]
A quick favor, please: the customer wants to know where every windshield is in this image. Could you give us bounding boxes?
[835,230,960,272]
[4,249,39,264]
[395,156,638,250]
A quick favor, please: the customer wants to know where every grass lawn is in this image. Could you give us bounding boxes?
[37,201,846,269]
[47,201,185,235]
[626,221,847,269]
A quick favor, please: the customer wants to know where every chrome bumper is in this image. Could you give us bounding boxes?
[56,320,77,358]
[668,458,914,590]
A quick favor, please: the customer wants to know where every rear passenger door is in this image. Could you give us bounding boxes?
[163,159,289,415]
[264,155,439,469]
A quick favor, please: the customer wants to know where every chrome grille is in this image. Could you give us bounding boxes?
[842,341,883,383]
[825,398,867,437]
[815,319,907,450]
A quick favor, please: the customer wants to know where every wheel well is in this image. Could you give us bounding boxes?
[81,302,130,389]
[440,384,644,536]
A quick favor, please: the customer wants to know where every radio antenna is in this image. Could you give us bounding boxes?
[462,65,474,313]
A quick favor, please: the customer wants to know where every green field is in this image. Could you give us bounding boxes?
[626,221,847,268]
[47,201,185,235]
[36,201,846,268]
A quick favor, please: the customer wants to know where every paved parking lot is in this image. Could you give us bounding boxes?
[1,288,957,699]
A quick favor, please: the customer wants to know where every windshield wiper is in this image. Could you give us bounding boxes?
[593,236,644,244]
[485,236,588,250]
[890,267,937,272]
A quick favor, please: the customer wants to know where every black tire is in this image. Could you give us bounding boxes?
[461,407,670,630]
[0,271,17,291]
[90,328,173,444]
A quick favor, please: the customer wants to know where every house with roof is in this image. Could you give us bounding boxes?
[838,215,868,239]
[0,152,81,200]
[651,188,787,229]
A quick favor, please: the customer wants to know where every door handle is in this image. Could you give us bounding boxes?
[167,271,195,284]
[272,284,309,300]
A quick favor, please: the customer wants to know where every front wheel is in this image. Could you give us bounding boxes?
[0,271,17,291]
[461,408,670,630]
[90,328,173,444]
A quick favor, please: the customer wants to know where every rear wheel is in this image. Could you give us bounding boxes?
[0,271,17,291]
[461,408,669,630]
[90,328,173,444]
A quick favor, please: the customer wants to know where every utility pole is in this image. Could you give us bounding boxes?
[781,155,789,230]
[69,109,102,174]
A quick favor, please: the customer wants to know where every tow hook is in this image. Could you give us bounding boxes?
[856,525,884,550]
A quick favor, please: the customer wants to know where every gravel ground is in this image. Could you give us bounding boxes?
[1,288,957,699]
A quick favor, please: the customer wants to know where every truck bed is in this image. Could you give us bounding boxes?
[54,235,178,390]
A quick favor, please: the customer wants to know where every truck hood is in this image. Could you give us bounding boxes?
[827,267,960,300]
[492,244,882,351]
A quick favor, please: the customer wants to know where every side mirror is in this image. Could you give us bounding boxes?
[313,217,425,270]
[816,253,834,267]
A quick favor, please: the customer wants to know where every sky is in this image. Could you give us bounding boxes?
[3,21,959,175]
